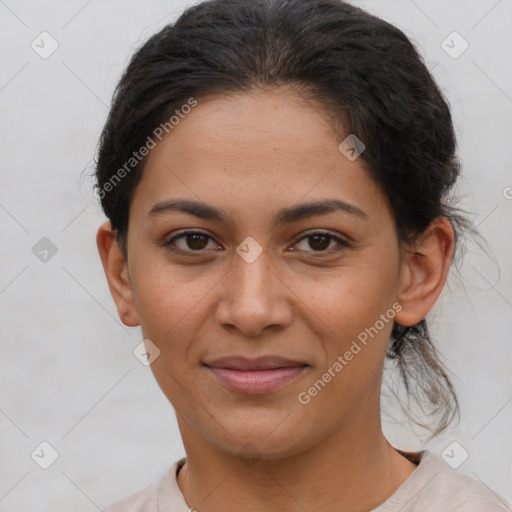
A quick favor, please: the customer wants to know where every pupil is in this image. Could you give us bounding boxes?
[188,234,207,250]
[310,234,329,251]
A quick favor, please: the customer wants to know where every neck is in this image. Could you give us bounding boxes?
[176,412,417,512]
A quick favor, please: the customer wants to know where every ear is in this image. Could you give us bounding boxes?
[96,221,140,327]
[394,217,455,326]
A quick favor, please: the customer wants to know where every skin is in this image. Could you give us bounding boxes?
[97,86,455,511]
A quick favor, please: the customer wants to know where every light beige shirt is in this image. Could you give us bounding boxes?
[104,450,512,511]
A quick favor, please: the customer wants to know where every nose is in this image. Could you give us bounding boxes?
[215,248,293,337]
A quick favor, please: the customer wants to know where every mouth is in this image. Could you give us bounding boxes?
[203,356,310,394]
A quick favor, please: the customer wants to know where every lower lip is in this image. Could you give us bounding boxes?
[205,365,308,394]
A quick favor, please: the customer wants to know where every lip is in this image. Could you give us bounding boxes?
[203,356,309,394]
[204,355,308,371]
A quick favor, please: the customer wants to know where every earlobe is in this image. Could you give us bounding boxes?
[394,217,454,327]
[96,221,140,327]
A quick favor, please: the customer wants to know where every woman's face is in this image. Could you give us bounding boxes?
[118,88,408,459]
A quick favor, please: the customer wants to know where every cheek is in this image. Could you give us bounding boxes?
[294,268,397,415]
[130,258,209,332]
[294,255,399,391]
[299,258,398,334]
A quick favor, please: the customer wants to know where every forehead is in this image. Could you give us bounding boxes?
[146,87,344,167]
[130,88,391,227]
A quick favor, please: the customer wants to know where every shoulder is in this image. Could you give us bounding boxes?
[376,450,512,512]
[103,458,187,512]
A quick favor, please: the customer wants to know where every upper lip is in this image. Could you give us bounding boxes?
[204,355,309,371]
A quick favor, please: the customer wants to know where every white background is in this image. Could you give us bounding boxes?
[0,0,511,509]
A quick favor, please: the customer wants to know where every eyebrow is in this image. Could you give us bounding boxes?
[148,198,368,227]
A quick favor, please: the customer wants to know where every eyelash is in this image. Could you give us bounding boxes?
[163,230,351,256]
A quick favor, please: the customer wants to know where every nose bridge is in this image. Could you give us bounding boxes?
[217,243,290,335]
[231,246,273,308]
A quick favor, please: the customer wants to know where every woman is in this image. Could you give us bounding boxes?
[94,0,511,510]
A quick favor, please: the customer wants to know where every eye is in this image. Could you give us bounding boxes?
[291,231,351,254]
[164,230,220,254]
[163,230,351,256]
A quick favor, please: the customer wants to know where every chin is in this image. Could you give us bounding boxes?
[203,414,315,462]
